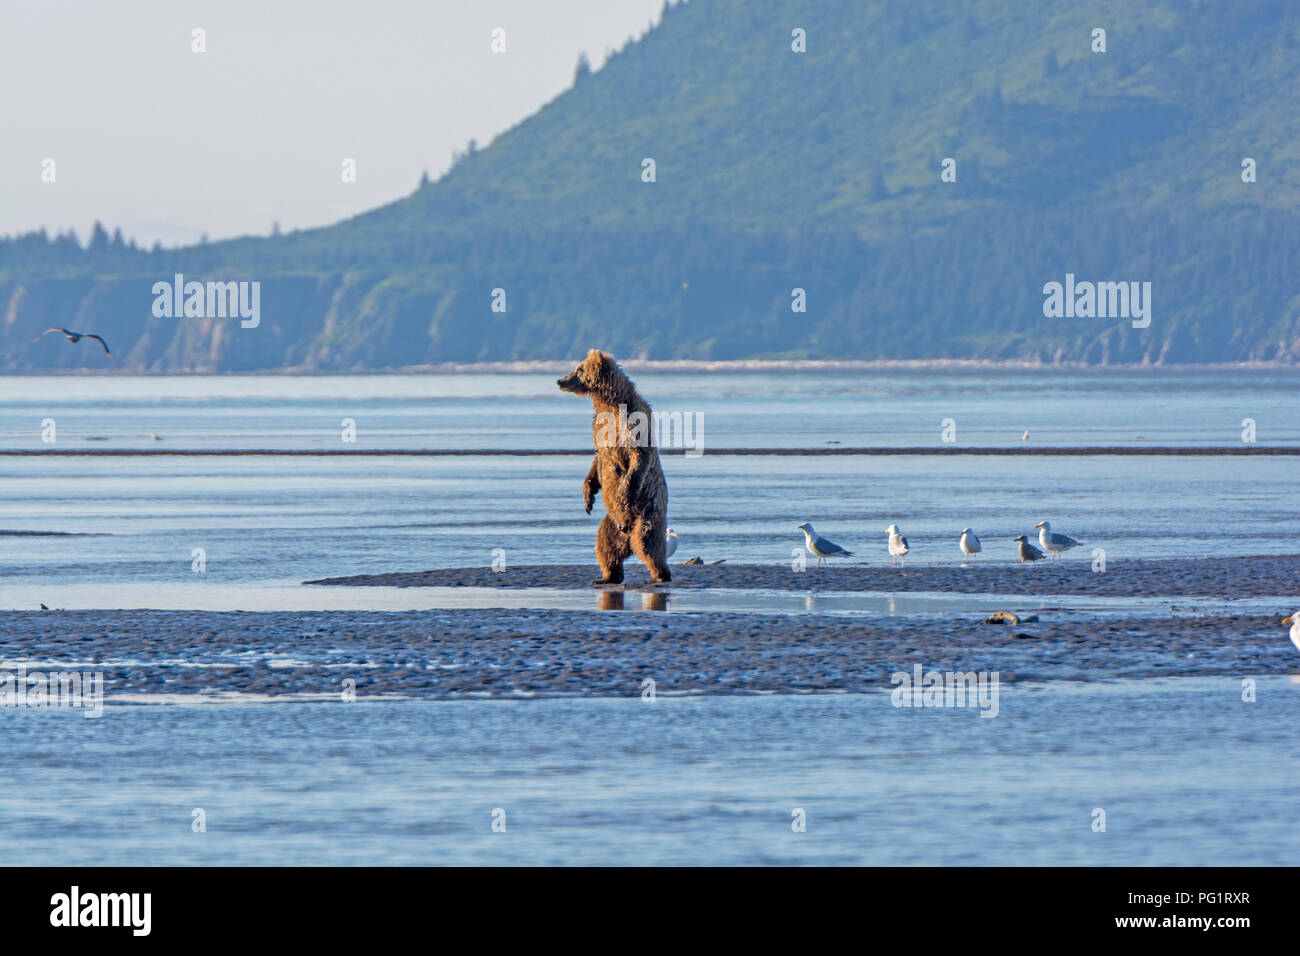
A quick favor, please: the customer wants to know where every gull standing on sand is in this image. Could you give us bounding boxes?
[885,524,910,567]
[1282,611,1300,653]
[959,528,982,562]
[1035,520,1082,561]
[666,528,679,560]
[796,522,853,568]
[1013,534,1047,564]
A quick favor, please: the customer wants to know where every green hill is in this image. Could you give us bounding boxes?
[5,0,1300,370]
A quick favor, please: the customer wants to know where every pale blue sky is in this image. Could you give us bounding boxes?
[0,0,667,246]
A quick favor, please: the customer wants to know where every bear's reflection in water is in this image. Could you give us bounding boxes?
[596,590,669,612]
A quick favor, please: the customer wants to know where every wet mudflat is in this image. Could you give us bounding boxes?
[308,554,1300,599]
[2,606,1292,699]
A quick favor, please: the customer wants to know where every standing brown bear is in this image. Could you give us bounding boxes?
[557,349,671,585]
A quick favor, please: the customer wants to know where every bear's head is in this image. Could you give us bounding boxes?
[557,349,620,399]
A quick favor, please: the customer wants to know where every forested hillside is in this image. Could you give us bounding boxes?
[4,0,1300,370]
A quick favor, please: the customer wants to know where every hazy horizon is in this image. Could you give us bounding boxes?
[0,0,667,247]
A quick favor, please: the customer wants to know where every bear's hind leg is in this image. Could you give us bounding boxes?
[630,516,671,583]
[594,515,630,586]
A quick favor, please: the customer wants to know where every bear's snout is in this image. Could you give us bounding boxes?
[557,372,583,392]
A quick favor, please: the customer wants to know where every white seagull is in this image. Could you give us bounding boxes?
[796,522,853,568]
[1013,534,1047,564]
[666,528,679,560]
[1283,611,1300,653]
[885,524,910,567]
[1035,520,1083,561]
[959,528,982,562]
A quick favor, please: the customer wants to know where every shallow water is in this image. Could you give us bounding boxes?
[4,372,1294,867]
[3,679,1296,865]
[7,580,1289,619]
[1,371,1297,611]
[3,369,1298,450]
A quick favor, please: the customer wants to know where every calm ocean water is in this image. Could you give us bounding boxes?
[3,681,1297,866]
[2,370,1296,867]
[0,370,1295,610]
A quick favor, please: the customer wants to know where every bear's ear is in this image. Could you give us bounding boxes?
[586,348,603,362]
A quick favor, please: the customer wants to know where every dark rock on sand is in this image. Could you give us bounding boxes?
[983,611,1040,625]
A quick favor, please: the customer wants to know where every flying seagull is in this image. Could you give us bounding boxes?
[959,528,982,562]
[796,522,852,568]
[885,524,909,567]
[1282,611,1300,653]
[666,528,679,560]
[1013,534,1047,564]
[35,327,111,355]
[1035,520,1082,561]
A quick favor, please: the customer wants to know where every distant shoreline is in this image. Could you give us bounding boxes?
[6,446,1299,457]
[2,359,1297,376]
